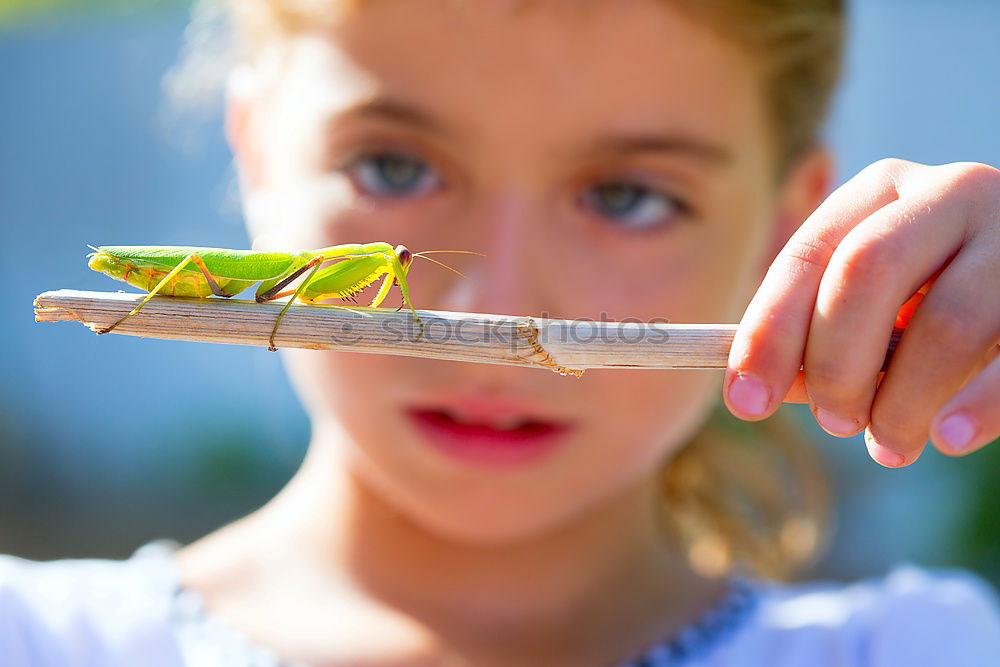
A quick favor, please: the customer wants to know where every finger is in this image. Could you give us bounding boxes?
[783,370,891,405]
[725,158,912,420]
[931,343,1000,456]
[930,348,1000,456]
[802,194,965,439]
[866,242,1000,465]
[782,370,808,403]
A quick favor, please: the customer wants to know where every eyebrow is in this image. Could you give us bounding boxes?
[331,97,731,165]
[583,135,733,166]
[335,97,452,139]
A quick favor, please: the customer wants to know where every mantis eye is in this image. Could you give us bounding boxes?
[396,246,412,268]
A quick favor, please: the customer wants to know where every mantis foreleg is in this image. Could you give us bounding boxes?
[387,254,423,340]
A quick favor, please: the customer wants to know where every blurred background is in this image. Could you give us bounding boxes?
[1,0,998,586]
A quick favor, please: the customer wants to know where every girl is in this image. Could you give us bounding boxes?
[3,1,1000,665]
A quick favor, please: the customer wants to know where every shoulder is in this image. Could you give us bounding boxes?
[857,566,1000,664]
[0,542,185,667]
[711,566,1000,667]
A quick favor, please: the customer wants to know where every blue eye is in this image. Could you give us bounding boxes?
[583,181,685,230]
[349,152,440,199]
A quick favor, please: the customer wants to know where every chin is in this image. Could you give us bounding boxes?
[364,461,610,547]
[409,501,587,547]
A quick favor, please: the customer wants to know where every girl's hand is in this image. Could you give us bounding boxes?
[724,159,1000,467]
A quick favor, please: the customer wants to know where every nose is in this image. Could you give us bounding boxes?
[439,190,547,318]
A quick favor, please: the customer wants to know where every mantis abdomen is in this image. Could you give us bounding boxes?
[88,252,257,298]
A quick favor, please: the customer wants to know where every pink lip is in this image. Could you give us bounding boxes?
[404,397,573,467]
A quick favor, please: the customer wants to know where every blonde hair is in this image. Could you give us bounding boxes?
[670,0,845,176]
[218,0,844,177]
[209,0,845,579]
[659,0,844,579]
[662,403,830,579]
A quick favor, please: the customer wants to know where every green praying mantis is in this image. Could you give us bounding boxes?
[87,242,474,350]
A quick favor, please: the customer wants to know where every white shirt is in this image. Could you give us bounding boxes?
[1,541,998,666]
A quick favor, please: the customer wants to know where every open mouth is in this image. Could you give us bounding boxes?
[405,407,572,466]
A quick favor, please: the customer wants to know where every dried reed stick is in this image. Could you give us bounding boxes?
[34,290,903,375]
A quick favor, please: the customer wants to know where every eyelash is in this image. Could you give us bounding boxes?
[343,150,442,200]
[338,148,691,232]
[579,180,691,232]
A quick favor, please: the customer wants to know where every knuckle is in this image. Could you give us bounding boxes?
[780,234,838,274]
[915,298,979,352]
[869,404,921,448]
[731,318,785,367]
[834,235,895,288]
[861,157,910,183]
[939,161,999,194]
[804,358,856,403]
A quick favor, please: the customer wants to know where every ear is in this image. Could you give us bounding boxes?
[762,145,834,273]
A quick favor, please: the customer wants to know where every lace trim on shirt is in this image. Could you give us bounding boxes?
[615,577,759,667]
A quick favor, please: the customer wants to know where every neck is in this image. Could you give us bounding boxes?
[182,423,725,665]
[291,425,717,641]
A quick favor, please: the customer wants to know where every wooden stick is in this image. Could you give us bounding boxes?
[33,289,903,375]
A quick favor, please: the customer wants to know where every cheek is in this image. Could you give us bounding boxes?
[578,369,722,475]
[281,348,402,442]
[281,339,723,545]
[531,220,767,326]
[547,257,741,329]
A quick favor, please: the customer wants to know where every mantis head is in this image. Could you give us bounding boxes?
[394,245,413,274]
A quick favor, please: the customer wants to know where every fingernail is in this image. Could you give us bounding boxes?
[936,411,977,454]
[728,372,770,417]
[816,408,858,437]
[865,433,905,467]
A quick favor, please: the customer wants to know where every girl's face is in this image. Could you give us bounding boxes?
[237,0,802,544]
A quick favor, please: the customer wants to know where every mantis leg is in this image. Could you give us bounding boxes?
[98,253,223,334]
[265,261,323,352]
[388,255,424,340]
[256,248,384,302]
[368,272,395,309]
[189,256,232,298]
[256,256,325,302]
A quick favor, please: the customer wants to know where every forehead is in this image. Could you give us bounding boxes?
[269,0,767,158]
